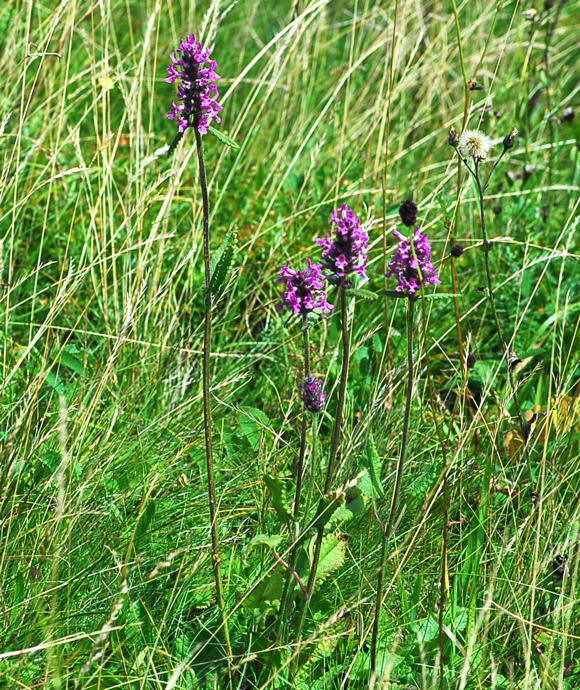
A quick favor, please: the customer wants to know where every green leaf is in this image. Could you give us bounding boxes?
[238,406,270,450]
[245,534,283,555]
[421,292,460,300]
[263,474,292,523]
[58,347,84,376]
[412,615,439,643]
[310,534,345,583]
[210,226,237,296]
[208,126,240,150]
[135,501,155,545]
[350,288,378,301]
[359,434,384,498]
[242,568,285,609]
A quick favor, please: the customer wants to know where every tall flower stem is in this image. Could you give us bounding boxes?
[369,296,414,686]
[294,316,312,518]
[194,128,232,664]
[277,317,311,640]
[292,286,350,670]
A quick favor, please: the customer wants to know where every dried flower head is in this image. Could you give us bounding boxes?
[300,375,327,413]
[386,228,441,294]
[458,129,492,161]
[399,200,418,227]
[166,34,222,134]
[277,259,333,316]
[317,204,369,284]
[503,128,518,151]
[448,127,460,148]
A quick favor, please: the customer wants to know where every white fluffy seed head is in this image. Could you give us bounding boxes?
[458,129,493,161]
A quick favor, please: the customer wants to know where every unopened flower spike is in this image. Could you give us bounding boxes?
[300,376,327,413]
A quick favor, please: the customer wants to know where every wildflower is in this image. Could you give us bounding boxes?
[317,204,369,284]
[386,227,441,294]
[503,128,518,151]
[522,8,538,21]
[277,259,333,315]
[399,200,418,227]
[458,129,492,161]
[166,33,222,134]
[300,375,327,413]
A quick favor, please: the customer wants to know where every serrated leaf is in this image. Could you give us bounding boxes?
[242,568,285,609]
[263,474,292,523]
[310,534,345,583]
[239,406,270,450]
[350,288,378,301]
[210,226,237,296]
[208,126,240,150]
[245,533,283,555]
[360,434,384,498]
[328,486,367,525]
[422,292,460,300]
[58,348,84,375]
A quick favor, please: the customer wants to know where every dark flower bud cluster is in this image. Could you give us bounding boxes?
[448,127,460,148]
[386,227,441,294]
[399,200,418,227]
[277,259,333,316]
[166,34,222,134]
[300,376,327,413]
[316,204,369,284]
[451,244,465,257]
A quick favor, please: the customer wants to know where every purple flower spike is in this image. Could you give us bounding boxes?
[166,33,222,134]
[386,227,441,294]
[316,204,369,285]
[300,375,327,413]
[277,259,334,316]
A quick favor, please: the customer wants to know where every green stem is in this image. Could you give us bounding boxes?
[194,129,232,668]
[369,296,414,686]
[292,286,350,674]
[277,316,311,642]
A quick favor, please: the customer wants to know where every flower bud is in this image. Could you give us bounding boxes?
[448,127,459,148]
[503,128,518,151]
[451,244,464,257]
[399,199,418,227]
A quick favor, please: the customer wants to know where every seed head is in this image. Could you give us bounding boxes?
[458,129,492,161]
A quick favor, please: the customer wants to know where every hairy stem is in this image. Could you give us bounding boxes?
[369,296,414,686]
[292,286,350,672]
[277,316,311,641]
[194,129,232,665]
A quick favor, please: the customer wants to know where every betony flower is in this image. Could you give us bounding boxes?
[166,33,222,134]
[386,227,441,294]
[458,129,492,161]
[278,259,334,316]
[300,376,327,413]
[316,204,369,285]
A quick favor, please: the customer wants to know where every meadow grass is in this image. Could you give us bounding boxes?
[0,0,578,687]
